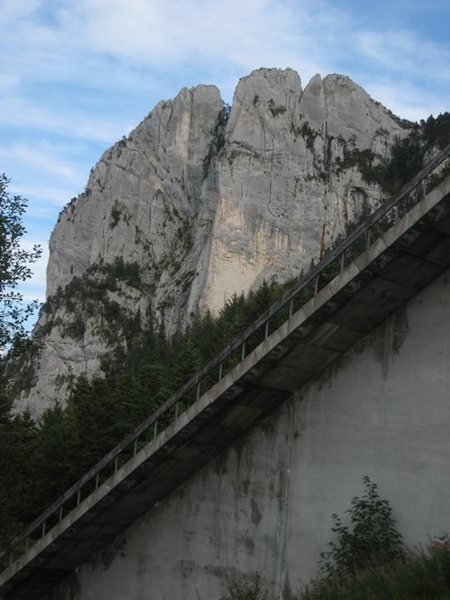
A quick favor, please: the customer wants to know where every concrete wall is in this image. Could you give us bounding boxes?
[46,268,450,600]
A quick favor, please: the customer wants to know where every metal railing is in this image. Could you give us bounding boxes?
[2,143,450,572]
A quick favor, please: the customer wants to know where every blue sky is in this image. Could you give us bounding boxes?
[1,0,449,320]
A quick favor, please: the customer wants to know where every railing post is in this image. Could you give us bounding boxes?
[153,420,158,439]
[314,275,320,295]
[59,505,63,522]
[77,490,81,505]
[393,206,399,223]
[366,229,371,249]
[289,299,294,318]
[218,362,223,381]
[114,457,118,473]
[340,251,345,273]
[42,521,46,537]
[95,473,99,489]
[196,382,201,401]
[241,341,246,360]
[174,401,179,420]
[265,320,270,339]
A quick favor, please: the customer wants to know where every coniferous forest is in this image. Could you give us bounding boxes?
[0,278,294,551]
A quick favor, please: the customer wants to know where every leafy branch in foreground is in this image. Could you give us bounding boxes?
[0,174,42,351]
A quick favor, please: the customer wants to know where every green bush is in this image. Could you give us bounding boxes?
[319,476,405,579]
[222,574,270,600]
[302,543,450,600]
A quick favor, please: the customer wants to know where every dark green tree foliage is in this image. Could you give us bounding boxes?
[319,476,405,580]
[421,112,450,150]
[378,132,423,193]
[0,377,39,548]
[0,176,41,548]
[380,114,450,193]
[0,277,295,550]
[0,174,41,351]
[302,542,450,600]
[338,113,450,196]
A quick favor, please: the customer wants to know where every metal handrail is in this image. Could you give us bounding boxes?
[2,142,450,569]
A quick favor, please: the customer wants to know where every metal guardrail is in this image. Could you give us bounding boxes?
[2,143,450,571]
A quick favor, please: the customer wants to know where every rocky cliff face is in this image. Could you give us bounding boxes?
[12,68,409,416]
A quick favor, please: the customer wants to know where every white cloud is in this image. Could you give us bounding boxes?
[10,184,76,207]
[365,77,448,122]
[2,0,448,126]
[60,0,297,62]
[0,72,19,92]
[1,0,338,90]
[0,144,81,183]
[0,0,41,25]
[0,96,130,143]
[64,0,343,79]
[357,30,450,83]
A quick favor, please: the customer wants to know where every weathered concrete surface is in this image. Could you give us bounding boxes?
[34,274,450,598]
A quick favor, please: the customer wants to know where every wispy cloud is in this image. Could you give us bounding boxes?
[0,144,80,182]
[11,184,75,208]
[0,96,131,143]
[59,0,349,83]
[2,0,448,126]
[358,30,450,83]
[1,0,343,92]
[364,78,447,123]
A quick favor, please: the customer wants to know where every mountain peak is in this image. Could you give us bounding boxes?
[11,68,411,416]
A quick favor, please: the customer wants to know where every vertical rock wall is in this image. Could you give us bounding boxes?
[13,68,408,416]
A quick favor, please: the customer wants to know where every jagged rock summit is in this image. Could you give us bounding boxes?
[13,67,409,416]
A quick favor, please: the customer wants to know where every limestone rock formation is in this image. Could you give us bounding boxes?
[11,68,409,416]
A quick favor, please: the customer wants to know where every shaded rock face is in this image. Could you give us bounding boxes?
[13,68,408,416]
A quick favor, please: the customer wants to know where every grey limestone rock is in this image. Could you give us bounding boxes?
[11,68,409,416]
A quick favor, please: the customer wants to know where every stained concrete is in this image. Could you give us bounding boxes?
[42,267,450,600]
